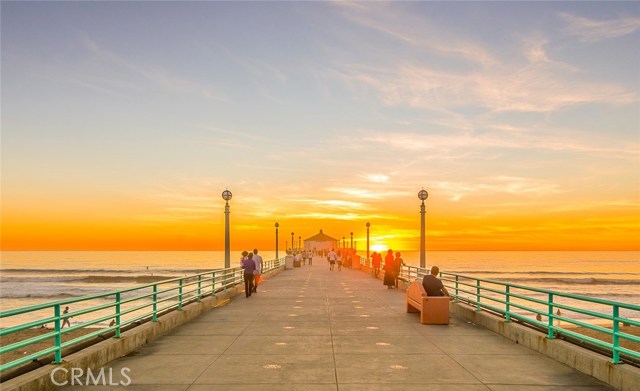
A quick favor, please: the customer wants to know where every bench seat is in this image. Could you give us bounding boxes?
[406,279,450,325]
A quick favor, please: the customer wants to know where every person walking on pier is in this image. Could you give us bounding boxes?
[252,249,263,293]
[240,250,248,267]
[242,253,257,298]
[371,251,381,278]
[394,251,404,288]
[383,249,396,289]
[328,248,337,271]
[61,306,71,328]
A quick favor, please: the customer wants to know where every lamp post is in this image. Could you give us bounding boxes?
[222,190,233,269]
[366,222,370,262]
[350,232,353,249]
[342,236,345,249]
[291,232,294,253]
[275,222,279,259]
[418,189,429,269]
[298,236,301,252]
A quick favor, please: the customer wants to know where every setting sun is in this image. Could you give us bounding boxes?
[369,244,389,253]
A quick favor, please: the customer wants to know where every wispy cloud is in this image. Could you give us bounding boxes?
[338,62,636,114]
[291,198,367,209]
[287,212,368,221]
[433,176,564,202]
[355,125,638,158]
[79,34,225,100]
[361,174,389,183]
[559,12,640,42]
[326,5,637,114]
[331,1,497,67]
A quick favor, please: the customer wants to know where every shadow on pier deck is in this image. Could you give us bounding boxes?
[62,264,612,390]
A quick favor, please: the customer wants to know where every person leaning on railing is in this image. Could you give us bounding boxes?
[422,266,450,297]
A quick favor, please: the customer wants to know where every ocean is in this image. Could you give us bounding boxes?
[1,250,638,328]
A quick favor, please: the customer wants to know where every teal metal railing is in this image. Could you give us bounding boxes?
[0,258,286,373]
[360,259,640,364]
[436,270,640,364]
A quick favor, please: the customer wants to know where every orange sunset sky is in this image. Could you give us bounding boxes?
[2,2,639,252]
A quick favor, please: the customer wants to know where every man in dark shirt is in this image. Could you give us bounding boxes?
[422,266,450,297]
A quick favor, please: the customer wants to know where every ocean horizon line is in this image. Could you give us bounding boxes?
[2,249,639,252]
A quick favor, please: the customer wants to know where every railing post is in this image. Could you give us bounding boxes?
[455,275,459,303]
[115,292,121,338]
[505,285,511,322]
[476,280,481,311]
[211,272,216,295]
[54,304,62,363]
[547,292,555,339]
[178,279,183,311]
[197,275,202,302]
[224,269,228,292]
[152,285,158,322]
[612,305,621,364]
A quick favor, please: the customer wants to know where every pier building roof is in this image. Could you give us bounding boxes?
[304,229,338,242]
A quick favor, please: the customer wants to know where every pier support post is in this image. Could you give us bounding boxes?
[366,222,370,265]
[418,189,428,269]
[222,190,232,269]
[275,222,279,259]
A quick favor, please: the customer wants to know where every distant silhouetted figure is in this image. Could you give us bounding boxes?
[371,252,381,277]
[242,253,256,298]
[394,252,404,288]
[383,250,396,289]
[252,249,263,293]
[328,249,337,271]
[422,266,450,297]
[61,306,71,328]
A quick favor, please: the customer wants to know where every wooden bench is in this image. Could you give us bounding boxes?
[406,280,450,325]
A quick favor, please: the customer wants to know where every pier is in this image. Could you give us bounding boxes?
[51,264,615,390]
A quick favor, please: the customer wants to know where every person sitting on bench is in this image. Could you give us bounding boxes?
[422,266,450,297]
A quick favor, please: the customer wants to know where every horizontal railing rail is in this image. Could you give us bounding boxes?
[358,259,639,364]
[0,257,286,373]
[438,271,640,364]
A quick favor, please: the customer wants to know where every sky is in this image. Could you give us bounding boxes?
[1,1,639,252]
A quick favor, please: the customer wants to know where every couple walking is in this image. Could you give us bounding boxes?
[327,248,342,271]
[240,249,264,298]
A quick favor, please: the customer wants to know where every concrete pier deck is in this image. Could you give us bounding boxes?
[62,263,613,390]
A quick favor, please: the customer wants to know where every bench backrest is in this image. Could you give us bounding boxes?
[407,279,427,302]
